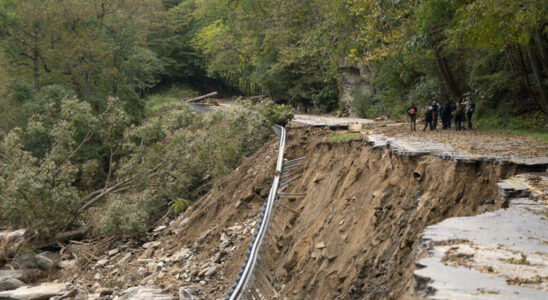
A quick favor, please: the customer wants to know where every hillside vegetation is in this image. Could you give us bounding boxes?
[0,0,546,240]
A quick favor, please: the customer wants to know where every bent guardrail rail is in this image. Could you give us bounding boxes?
[226,125,285,300]
[180,100,286,299]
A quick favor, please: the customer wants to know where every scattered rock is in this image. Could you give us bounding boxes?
[96,259,108,267]
[118,253,132,264]
[0,278,24,291]
[35,251,58,271]
[0,282,67,300]
[168,248,191,262]
[108,248,120,256]
[143,241,161,249]
[58,260,77,269]
[118,286,175,300]
[0,270,35,282]
[204,265,219,277]
[12,254,38,269]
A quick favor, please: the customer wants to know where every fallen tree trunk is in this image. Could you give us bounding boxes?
[183,92,218,103]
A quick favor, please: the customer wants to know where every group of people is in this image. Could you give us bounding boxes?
[406,97,475,132]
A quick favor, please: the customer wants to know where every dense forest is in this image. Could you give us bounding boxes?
[0,0,547,238]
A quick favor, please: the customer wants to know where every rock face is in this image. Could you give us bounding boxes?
[0,282,67,300]
[339,60,375,113]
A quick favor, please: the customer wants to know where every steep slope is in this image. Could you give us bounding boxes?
[256,131,532,299]
[52,126,542,299]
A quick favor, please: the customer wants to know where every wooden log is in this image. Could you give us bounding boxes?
[183,92,218,103]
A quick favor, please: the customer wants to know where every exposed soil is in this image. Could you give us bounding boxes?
[42,126,545,299]
[255,128,532,299]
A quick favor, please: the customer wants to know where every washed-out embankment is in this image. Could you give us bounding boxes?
[18,127,541,299]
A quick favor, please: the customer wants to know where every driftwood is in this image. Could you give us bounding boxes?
[184,91,218,103]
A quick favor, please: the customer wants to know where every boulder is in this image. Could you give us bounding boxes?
[12,254,38,269]
[0,229,26,258]
[0,282,67,300]
[0,269,44,283]
[0,278,24,291]
[34,252,58,271]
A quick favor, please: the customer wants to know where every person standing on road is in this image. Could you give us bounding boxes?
[423,102,434,131]
[464,97,474,129]
[440,100,452,129]
[455,100,465,131]
[431,101,439,130]
[407,102,418,131]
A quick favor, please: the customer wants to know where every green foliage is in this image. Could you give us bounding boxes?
[90,103,273,236]
[327,132,361,143]
[144,85,198,112]
[350,88,376,118]
[170,198,190,215]
[312,86,339,112]
[253,99,294,127]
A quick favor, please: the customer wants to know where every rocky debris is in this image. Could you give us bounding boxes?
[59,215,259,300]
[118,252,132,265]
[0,278,24,291]
[0,282,67,300]
[178,285,200,299]
[143,241,161,249]
[167,248,191,263]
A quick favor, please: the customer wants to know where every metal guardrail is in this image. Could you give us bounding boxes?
[180,99,286,299]
[227,125,285,300]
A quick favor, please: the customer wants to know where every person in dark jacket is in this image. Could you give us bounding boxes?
[465,97,475,129]
[431,101,439,129]
[423,103,433,131]
[407,102,418,131]
[454,100,465,131]
[440,100,452,129]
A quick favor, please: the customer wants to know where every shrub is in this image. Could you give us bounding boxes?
[350,87,376,118]
[254,99,294,126]
[312,85,339,112]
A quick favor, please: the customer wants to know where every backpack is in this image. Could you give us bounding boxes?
[409,107,416,115]
[456,104,464,114]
